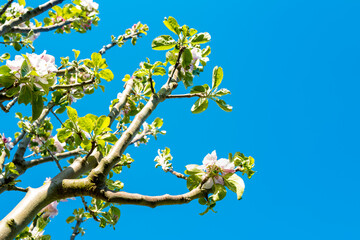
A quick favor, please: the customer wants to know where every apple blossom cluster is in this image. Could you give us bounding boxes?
[0,133,13,150]
[4,2,28,18]
[198,150,236,188]
[6,51,57,88]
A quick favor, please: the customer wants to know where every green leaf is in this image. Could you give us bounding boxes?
[13,42,22,51]
[66,106,78,123]
[163,16,180,35]
[31,93,43,120]
[0,65,11,75]
[153,67,166,76]
[18,0,26,6]
[94,116,110,135]
[18,85,32,105]
[215,99,233,112]
[189,28,197,36]
[5,86,20,97]
[91,52,102,66]
[186,174,202,191]
[0,75,15,88]
[184,164,203,175]
[72,49,80,59]
[181,48,192,69]
[78,117,95,134]
[101,132,118,144]
[191,98,208,114]
[66,216,75,224]
[190,85,205,94]
[224,173,245,200]
[151,35,177,50]
[202,46,211,57]
[211,184,227,202]
[215,88,231,97]
[190,32,211,44]
[153,118,163,128]
[212,66,223,89]
[57,128,72,142]
[183,72,193,89]
[99,69,114,82]
[20,58,31,78]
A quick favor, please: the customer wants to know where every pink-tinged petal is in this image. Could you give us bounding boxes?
[202,178,214,189]
[216,158,235,173]
[214,175,224,185]
[41,201,58,218]
[202,150,217,166]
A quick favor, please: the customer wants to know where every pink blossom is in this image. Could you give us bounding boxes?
[41,201,58,218]
[1,133,13,150]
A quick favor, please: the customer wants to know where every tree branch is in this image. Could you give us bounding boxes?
[61,179,205,208]
[0,0,65,36]
[10,19,77,34]
[87,46,185,185]
[49,78,95,91]
[166,93,205,99]
[167,169,187,180]
[108,79,134,127]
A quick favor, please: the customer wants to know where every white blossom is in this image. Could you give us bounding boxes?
[80,0,99,11]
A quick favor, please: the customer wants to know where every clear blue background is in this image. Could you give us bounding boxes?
[1,0,360,239]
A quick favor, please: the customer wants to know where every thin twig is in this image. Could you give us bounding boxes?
[149,77,155,94]
[39,137,63,172]
[166,93,205,99]
[0,103,6,112]
[167,168,187,180]
[0,0,14,17]
[4,96,18,112]
[10,19,77,33]
[51,109,64,127]
[98,32,141,55]
[80,196,99,222]
[70,218,83,240]
[7,185,28,192]
[25,148,85,169]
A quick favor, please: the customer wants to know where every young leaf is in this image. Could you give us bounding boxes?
[20,58,31,78]
[212,66,223,89]
[152,35,177,50]
[153,67,166,76]
[181,48,193,69]
[224,173,245,200]
[18,85,32,105]
[215,88,231,97]
[99,69,114,81]
[190,32,211,44]
[66,106,78,123]
[31,93,44,120]
[190,85,206,94]
[78,117,95,134]
[215,99,233,112]
[94,116,110,135]
[191,98,209,114]
[0,75,15,88]
[163,16,180,35]
[211,184,227,202]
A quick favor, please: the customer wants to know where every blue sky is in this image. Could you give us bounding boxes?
[1,0,360,239]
